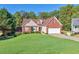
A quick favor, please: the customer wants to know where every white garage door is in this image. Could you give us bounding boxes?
[48,28,60,34]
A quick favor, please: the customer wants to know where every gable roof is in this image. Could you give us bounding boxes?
[22,18,42,27]
[22,16,62,28]
[43,16,62,26]
[25,20,38,26]
[22,18,30,27]
[72,18,79,26]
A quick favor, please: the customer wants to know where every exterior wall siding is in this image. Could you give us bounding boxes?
[22,26,31,33]
[22,26,40,33]
[36,27,40,32]
[41,26,47,33]
[25,27,31,32]
[71,18,79,33]
[22,26,25,32]
[72,27,79,33]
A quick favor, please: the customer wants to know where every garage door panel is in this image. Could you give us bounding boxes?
[48,28,60,34]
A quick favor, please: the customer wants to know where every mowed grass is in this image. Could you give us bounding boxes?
[0,33,79,54]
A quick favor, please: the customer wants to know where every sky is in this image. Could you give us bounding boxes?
[0,4,76,14]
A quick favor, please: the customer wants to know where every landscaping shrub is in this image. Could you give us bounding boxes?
[15,32,22,36]
[61,30,72,36]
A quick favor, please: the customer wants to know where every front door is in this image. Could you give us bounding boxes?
[39,27,42,32]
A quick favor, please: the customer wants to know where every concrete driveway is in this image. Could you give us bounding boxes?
[50,34,79,42]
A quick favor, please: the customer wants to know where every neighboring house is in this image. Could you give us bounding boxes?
[22,16,63,34]
[71,18,79,33]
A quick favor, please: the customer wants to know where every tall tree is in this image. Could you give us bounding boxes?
[0,8,15,36]
[7,16,16,36]
[49,10,59,19]
[71,5,79,18]
[39,12,50,19]
[27,12,37,19]
[14,12,22,27]
[59,5,75,31]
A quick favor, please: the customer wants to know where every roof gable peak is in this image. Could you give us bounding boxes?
[25,20,38,26]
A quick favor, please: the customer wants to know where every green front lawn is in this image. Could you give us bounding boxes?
[0,33,79,54]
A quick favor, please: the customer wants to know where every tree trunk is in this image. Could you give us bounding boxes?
[1,28,7,38]
[3,30,6,35]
